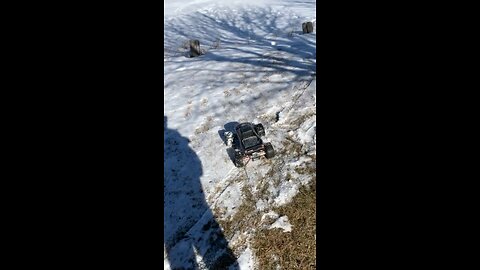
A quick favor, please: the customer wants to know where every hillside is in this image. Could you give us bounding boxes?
[164,1,316,269]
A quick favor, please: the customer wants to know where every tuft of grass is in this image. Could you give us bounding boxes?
[251,177,316,269]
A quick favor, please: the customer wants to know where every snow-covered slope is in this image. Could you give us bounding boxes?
[164,1,316,269]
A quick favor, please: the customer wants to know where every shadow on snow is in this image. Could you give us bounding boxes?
[164,116,239,269]
[164,6,316,80]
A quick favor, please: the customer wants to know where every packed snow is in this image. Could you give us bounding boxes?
[164,0,316,269]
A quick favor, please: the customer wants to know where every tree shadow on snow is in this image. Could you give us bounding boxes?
[164,7,316,83]
[164,116,239,270]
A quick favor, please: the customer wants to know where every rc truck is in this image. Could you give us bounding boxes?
[225,122,275,167]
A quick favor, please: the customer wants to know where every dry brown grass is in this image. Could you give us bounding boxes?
[251,177,316,269]
[218,185,259,254]
[278,136,304,158]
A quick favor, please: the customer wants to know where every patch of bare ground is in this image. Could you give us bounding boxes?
[251,176,316,270]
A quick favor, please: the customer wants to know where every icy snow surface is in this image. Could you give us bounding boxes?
[164,0,315,269]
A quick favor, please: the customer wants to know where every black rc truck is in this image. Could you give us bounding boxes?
[225,122,275,167]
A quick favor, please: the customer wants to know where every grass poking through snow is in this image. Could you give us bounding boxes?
[252,176,316,269]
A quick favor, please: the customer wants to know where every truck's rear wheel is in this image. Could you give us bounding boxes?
[265,143,275,159]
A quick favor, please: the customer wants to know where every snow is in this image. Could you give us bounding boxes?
[261,210,280,222]
[212,181,243,219]
[235,246,255,270]
[164,0,315,269]
[273,180,300,207]
[269,216,293,232]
